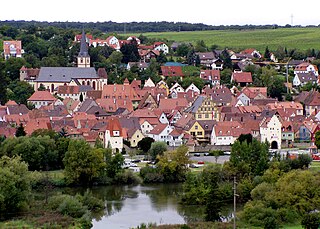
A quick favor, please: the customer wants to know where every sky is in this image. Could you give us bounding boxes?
[1,0,320,26]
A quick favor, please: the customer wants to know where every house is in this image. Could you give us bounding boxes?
[127,36,141,44]
[168,129,184,147]
[137,92,158,109]
[266,101,303,116]
[294,62,318,76]
[260,114,282,149]
[169,82,185,95]
[184,95,219,121]
[240,48,262,59]
[147,123,173,143]
[101,81,140,109]
[27,91,56,109]
[140,119,154,135]
[144,78,156,88]
[139,50,160,62]
[127,62,149,71]
[200,70,220,86]
[185,83,200,95]
[104,117,124,152]
[19,66,40,87]
[158,97,189,112]
[304,90,320,116]
[161,66,184,79]
[186,120,216,143]
[196,52,217,68]
[3,40,24,60]
[57,85,93,101]
[203,85,234,107]
[211,121,250,145]
[119,117,144,148]
[282,121,294,147]
[294,122,311,142]
[238,87,268,106]
[231,72,253,87]
[293,72,317,87]
[153,42,169,54]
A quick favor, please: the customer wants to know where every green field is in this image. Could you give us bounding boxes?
[129,27,320,52]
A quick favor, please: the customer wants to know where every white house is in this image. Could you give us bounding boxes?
[185,83,200,94]
[211,121,250,145]
[159,112,169,124]
[294,62,318,76]
[140,120,154,135]
[104,117,123,152]
[168,129,184,147]
[148,123,173,143]
[237,93,251,106]
[293,72,317,87]
[169,82,184,94]
[260,115,282,149]
[154,42,169,54]
[27,91,56,109]
[144,78,155,88]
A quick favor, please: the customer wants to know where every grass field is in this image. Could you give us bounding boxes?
[128,27,320,52]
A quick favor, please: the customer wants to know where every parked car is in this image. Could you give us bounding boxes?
[189,163,199,168]
[194,153,201,157]
[204,152,210,156]
[224,151,231,155]
[131,159,141,163]
[197,161,205,165]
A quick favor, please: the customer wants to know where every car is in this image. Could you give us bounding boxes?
[129,163,138,167]
[131,159,141,163]
[204,152,210,156]
[189,163,199,168]
[197,161,205,165]
[194,153,201,157]
[224,151,231,155]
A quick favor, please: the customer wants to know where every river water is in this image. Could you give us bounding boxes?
[89,183,205,229]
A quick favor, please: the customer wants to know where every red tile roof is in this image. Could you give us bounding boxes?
[161,66,184,77]
[28,91,56,101]
[232,72,253,83]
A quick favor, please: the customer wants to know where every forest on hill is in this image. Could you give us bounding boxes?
[0,20,317,33]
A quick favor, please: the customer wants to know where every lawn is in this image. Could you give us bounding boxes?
[127,27,320,52]
[309,161,320,172]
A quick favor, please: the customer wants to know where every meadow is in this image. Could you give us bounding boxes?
[130,27,320,52]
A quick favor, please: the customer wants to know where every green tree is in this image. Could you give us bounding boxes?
[8,81,34,105]
[0,156,31,212]
[230,136,269,177]
[315,131,320,150]
[63,140,106,185]
[138,137,155,153]
[264,46,271,60]
[194,40,207,52]
[176,43,191,57]
[149,141,168,160]
[301,212,320,229]
[15,123,26,137]
[0,61,8,105]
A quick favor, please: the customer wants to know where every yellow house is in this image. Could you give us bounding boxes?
[185,95,220,121]
[156,80,169,96]
[186,120,205,139]
[186,120,217,143]
[129,129,144,148]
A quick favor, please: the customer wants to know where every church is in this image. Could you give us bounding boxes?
[20,30,108,93]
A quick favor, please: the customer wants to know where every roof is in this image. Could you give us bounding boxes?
[200,70,220,81]
[295,72,317,84]
[266,101,303,110]
[196,52,216,60]
[161,66,184,77]
[28,91,56,101]
[7,104,29,115]
[3,40,22,56]
[241,87,267,99]
[78,30,89,58]
[149,123,168,135]
[36,67,98,82]
[184,95,206,113]
[304,91,320,106]
[232,72,253,83]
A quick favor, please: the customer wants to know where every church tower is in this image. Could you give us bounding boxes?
[77,29,90,68]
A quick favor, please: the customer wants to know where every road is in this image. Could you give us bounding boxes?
[189,155,230,164]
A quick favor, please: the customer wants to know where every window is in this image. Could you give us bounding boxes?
[205,114,209,118]
[197,131,202,135]
[198,114,202,118]
[195,125,198,130]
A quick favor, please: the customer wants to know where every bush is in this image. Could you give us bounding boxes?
[48,194,87,218]
[114,170,142,185]
[140,166,164,183]
[81,190,105,212]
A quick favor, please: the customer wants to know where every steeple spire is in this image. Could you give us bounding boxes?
[78,29,89,58]
[77,29,90,68]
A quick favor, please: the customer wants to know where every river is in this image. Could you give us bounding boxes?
[88,183,205,229]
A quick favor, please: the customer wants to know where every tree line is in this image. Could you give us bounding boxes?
[1,20,320,33]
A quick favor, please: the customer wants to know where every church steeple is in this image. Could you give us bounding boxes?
[77,29,90,68]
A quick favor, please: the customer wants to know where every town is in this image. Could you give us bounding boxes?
[2,24,320,229]
[1,30,319,154]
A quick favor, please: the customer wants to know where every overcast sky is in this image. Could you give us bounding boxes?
[1,0,319,26]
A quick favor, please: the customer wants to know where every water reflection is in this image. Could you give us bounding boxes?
[91,184,195,229]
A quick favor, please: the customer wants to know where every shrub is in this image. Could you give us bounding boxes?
[80,190,105,212]
[48,194,87,218]
[114,170,142,185]
[140,166,164,183]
